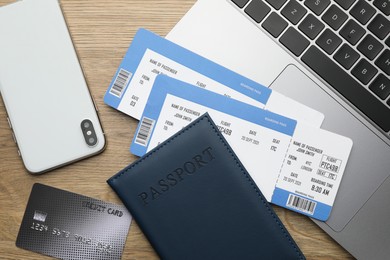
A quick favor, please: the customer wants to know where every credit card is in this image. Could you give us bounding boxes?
[130,75,353,221]
[16,183,132,259]
[104,28,324,127]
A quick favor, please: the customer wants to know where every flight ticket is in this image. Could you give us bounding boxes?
[104,28,324,127]
[130,75,353,221]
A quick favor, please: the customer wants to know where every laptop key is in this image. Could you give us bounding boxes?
[262,12,288,37]
[340,19,366,45]
[304,0,330,15]
[387,37,390,47]
[369,74,390,100]
[352,58,378,85]
[350,0,376,25]
[280,27,310,56]
[299,14,325,40]
[316,28,342,54]
[374,0,390,16]
[322,5,348,30]
[265,0,287,10]
[334,0,357,10]
[232,0,250,8]
[375,49,390,76]
[368,14,390,40]
[334,43,360,69]
[245,0,271,23]
[302,46,390,132]
[281,0,307,25]
[357,35,384,60]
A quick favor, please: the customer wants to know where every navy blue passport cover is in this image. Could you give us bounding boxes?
[108,113,305,260]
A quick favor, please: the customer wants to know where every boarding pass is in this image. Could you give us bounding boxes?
[104,28,324,127]
[131,75,353,221]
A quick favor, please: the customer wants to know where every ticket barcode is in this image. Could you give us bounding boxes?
[135,117,155,146]
[109,68,131,98]
[286,194,316,215]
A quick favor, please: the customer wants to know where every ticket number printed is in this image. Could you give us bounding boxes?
[131,75,353,221]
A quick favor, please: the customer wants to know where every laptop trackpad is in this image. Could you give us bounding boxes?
[270,64,390,232]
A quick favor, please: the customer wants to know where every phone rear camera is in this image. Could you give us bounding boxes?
[81,119,98,147]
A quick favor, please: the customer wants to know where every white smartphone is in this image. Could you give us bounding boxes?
[0,0,106,174]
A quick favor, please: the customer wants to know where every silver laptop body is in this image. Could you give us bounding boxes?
[166,0,390,259]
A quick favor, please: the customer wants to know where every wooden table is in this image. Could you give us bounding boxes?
[0,0,354,259]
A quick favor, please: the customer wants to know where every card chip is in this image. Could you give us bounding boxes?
[33,210,48,222]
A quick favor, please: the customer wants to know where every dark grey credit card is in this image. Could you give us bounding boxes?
[16,183,132,259]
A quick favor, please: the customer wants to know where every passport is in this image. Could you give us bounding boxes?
[108,114,305,260]
[16,183,132,260]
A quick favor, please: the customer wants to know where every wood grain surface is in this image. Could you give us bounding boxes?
[0,0,354,259]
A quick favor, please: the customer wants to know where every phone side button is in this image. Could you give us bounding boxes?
[11,132,17,144]
[7,117,12,129]
[92,97,99,112]
[17,150,21,157]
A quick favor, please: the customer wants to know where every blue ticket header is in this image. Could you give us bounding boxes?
[104,28,271,114]
[131,75,296,156]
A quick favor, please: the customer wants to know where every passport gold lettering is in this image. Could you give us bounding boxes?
[138,146,215,205]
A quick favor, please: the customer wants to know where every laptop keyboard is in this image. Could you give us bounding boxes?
[231,0,390,135]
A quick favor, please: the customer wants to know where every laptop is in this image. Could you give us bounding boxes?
[166,0,390,259]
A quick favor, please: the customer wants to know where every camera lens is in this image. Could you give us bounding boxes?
[81,119,97,147]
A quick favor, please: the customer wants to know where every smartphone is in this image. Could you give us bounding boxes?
[0,0,106,174]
